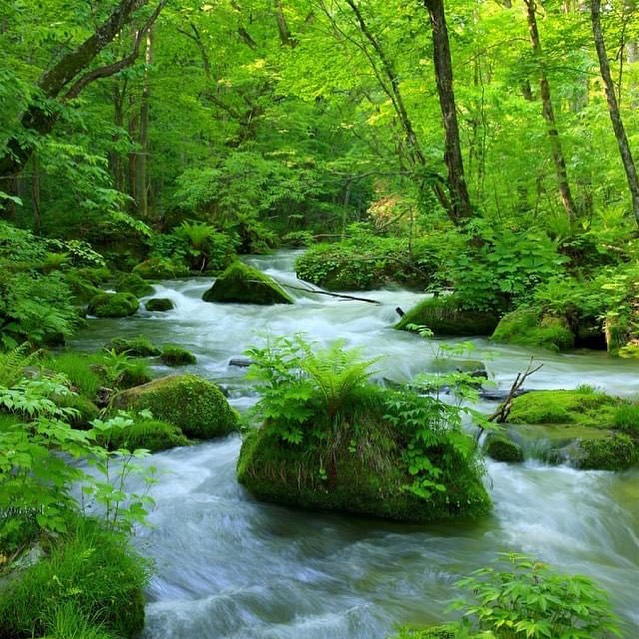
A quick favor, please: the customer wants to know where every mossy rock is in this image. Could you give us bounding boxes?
[491,308,574,352]
[160,344,197,366]
[395,296,499,337]
[145,297,174,312]
[202,261,294,305]
[574,434,638,471]
[112,374,238,439]
[508,389,622,429]
[237,410,490,523]
[87,293,139,318]
[114,272,154,298]
[104,336,161,357]
[103,419,189,453]
[65,271,103,305]
[483,433,524,463]
[132,257,188,280]
[0,518,146,639]
[54,394,99,429]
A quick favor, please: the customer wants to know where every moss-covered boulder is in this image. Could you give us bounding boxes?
[104,336,161,357]
[202,261,294,305]
[114,272,154,298]
[160,344,197,366]
[238,399,490,523]
[132,257,188,280]
[483,433,524,463]
[395,296,499,337]
[55,394,100,430]
[145,297,174,312]
[507,389,639,470]
[112,374,238,439]
[491,308,574,352]
[104,419,189,453]
[87,293,139,318]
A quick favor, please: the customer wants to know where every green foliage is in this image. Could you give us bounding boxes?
[453,553,622,639]
[175,221,236,272]
[132,256,189,280]
[114,272,154,298]
[0,344,39,388]
[100,418,189,453]
[43,352,103,399]
[0,518,149,639]
[491,308,575,352]
[98,350,151,390]
[612,404,639,434]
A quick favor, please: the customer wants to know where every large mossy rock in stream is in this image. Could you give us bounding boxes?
[102,418,189,453]
[105,336,161,357]
[112,374,238,439]
[483,433,524,463]
[491,308,574,352]
[395,295,499,337]
[114,272,154,298]
[237,400,490,523]
[507,389,639,470]
[145,297,174,312]
[87,292,139,318]
[202,261,294,305]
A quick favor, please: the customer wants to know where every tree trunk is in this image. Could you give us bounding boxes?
[524,0,578,222]
[31,153,42,233]
[424,0,473,223]
[136,30,153,219]
[591,0,639,225]
[274,0,296,47]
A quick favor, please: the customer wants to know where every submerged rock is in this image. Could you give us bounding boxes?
[145,297,174,312]
[395,295,499,337]
[112,374,238,439]
[202,261,294,305]
[105,336,161,357]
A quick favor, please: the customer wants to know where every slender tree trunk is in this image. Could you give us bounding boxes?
[424,0,473,223]
[591,0,639,225]
[31,154,42,233]
[274,0,296,47]
[524,0,577,222]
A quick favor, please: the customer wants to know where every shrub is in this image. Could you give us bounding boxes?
[613,403,639,434]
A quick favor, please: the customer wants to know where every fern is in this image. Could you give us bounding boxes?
[0,343,39,388]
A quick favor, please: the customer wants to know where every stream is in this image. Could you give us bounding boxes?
[71,251,639,639]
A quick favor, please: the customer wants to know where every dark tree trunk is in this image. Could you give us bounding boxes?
[424,0,473,223]
[591,0,639,225]
[524,0,578,222]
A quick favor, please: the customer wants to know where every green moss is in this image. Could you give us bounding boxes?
[104,336,161,357]
[491,308,574,352]
[112,374,238,439]
[132,257,188,280]
[395,295,499,337]
[508,389,622,429]
[160,344,197,366]
[237,411,490,523]
[54,393,99,429]
[483,433,524,463]
[87,293,139,318]
[202,261,294,305]
[576,434,638,471]
[103,419,189,452]
[0,518,148,639]
[613,403,639,434]
[145,297,174,312]
[114,272,154,298]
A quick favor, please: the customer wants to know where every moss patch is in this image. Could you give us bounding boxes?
[132,257,188,280]
[103,419,189,453]
[576,434,638,471]
[160,344,197,366]
[491,308,574,352]
[104,336,161,357]
[483,433,524,463]
[237,402,490,523]
[145,297,174,312]
[112,374,238,439]
[0,518,147,639]
[202,261,294,305]
[87,293,139,318]
[395,296,499,337]
[508,389,622,429]
[114,272,154,298]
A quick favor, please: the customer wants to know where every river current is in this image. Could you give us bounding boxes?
[71,251,639,639]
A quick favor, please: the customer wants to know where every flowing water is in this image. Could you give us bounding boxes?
[72,251,639,639]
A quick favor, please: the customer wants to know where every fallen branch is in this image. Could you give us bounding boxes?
[488,357,542,424]
[285,282,381,304]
